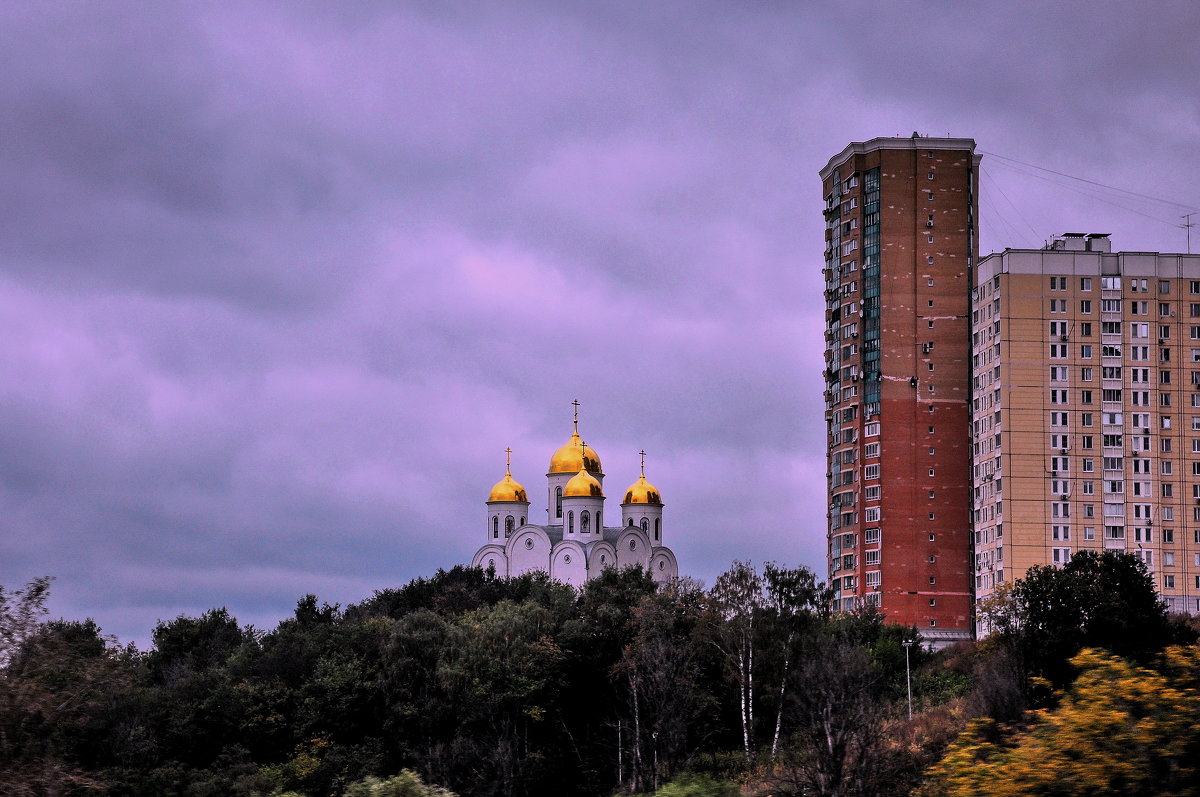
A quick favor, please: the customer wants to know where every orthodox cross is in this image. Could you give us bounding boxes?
[639,449,646,476]
[571,399,580,433]
[505,447,512,474]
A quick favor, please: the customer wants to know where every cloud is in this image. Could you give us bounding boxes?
[0,0,1197,645]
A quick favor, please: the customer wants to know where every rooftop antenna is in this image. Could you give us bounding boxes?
[1184,213,1195,254]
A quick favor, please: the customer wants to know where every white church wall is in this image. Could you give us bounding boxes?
[551,541,588,588]
[507,528,551,577]
[615,528,651,572]
[648,548,678,583]
[472,545,509,576]
[587,541,617,574]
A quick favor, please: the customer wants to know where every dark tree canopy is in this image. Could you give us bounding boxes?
[985,550,1196,692]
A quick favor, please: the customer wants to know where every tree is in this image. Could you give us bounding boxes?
[433,598,570,796]
[771,619,894,797]
[981,550,1193,694]
[0,577,52,668]
[148,607,254,684]
[615,580,714,792]
[0,615,140,795]
[923,646,1200,796]
[708,561,764,765]
[761,563,826,758]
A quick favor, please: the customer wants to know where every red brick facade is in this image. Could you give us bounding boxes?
[821,138,978,645]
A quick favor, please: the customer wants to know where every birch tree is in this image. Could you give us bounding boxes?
[708,561,764,764]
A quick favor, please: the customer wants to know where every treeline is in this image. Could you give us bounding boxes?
[0,552,1197,796]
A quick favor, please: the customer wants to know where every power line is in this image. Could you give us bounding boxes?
[985,158,1187,229]
[981,167,1041,245]
[980,150,1200,213]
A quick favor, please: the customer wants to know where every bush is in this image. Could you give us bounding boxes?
[637,773,740,797]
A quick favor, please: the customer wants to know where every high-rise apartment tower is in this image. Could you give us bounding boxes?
[971,235,1200,627]
[820,136,979,646]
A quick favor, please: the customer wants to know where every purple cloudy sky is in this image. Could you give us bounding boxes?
[2,1,1198,645]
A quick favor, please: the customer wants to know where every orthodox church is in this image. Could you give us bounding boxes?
[470,412,679,587]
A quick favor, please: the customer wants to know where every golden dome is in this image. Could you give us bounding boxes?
[623,474,662,505]
[487,469,528,503]
[548,431,602,475]
[563,467,604,498]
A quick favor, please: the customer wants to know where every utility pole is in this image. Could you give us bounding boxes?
[902,639,914,720]
[1184,213,1195,254]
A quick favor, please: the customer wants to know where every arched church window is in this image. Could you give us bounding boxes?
[641,518,649,533]
[655,518,660,541]
[596,511,601,529]
[505,515,514,534]
[628,518,634,527]
[493,517,499,538]
[520,516,525,526]
[581,511,591,533]
[555,487,563,517]
[568,512,574,534]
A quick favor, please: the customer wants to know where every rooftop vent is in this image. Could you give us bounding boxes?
[1046,233,1110,252]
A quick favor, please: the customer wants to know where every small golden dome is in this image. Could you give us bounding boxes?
[487,471,528,503]
[564,467,604,498]
[623,474,662,505]
[548,431,602,475]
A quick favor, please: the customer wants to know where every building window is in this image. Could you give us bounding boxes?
[555,487,563,517]
[581,511,591,533]
[505,515,515,534]
[493,517,499,538]
[641,517,648,533]
[568,511,574,534]
[655,518,660,540]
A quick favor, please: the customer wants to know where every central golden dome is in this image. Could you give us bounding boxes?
[487,471,528,503]
[623,474,662,505]
[564,467,604,498]
[548,431,602,475]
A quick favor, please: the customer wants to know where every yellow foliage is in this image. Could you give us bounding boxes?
[921,646,1200,796]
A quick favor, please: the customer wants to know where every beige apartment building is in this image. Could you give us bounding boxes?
[971,233,1200,624]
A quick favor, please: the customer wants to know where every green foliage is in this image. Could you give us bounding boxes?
[343,769,457,796]
[983,550,1196,694]
[0,576,53,667]
[635,772,740,797]
[16,559,1170,797]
